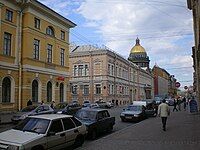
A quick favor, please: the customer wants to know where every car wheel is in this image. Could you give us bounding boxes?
[73,135,84,148]
[107,124,113,133]
[91,130,97,140]
[121,118,126,122]
[31,145,44,150]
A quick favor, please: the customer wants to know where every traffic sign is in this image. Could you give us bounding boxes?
[175,82,181,88]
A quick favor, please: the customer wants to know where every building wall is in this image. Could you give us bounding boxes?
[69,46,154,105]
[188,0,200,109]
[0,0,75,111]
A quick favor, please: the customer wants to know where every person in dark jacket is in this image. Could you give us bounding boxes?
[173,99,178,112]
[27,99,32,106]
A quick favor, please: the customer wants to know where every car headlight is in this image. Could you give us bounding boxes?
[120,113,125,116]
[134,114,139,117]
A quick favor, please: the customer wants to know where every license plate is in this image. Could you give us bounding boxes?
[125,116,132,119]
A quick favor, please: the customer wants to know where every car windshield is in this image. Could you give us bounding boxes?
[55,103,68,109]
[126,105,142,111]
[20,106,37,112]
[76,110,97,121]
[13,117,50,134]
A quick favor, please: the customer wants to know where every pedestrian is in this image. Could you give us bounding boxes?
[182,97,187,111]
[158,99,170,131]
[27,99,32,106]
[50,101,55,109]
[173,99,178,112]
[41,100,44,105]
[177,98,182,111]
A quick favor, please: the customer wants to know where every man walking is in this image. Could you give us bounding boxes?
[158,99,170,131]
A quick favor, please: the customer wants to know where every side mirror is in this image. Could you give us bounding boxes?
[47,131,56,136]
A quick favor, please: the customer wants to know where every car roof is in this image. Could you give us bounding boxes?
[80,108,107,112]
[28,114,72,120]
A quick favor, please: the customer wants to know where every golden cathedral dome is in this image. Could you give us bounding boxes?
[130,38,146,53]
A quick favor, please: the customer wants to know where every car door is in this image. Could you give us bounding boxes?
[47,119,66,150]
[61,117,77,146]
[96,111,106,132]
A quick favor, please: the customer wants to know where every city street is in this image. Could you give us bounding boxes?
[77,108,200,150]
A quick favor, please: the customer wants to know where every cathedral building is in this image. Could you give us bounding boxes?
[128,38,150,70]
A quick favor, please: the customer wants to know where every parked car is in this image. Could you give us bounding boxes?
[141,99,157,117]
[57,103,82,116]
[82,100,91,107]
[0,114,87,150]
[166,98,174,106]
[11,105,54,124]
[75,108,115,140]
[120,104,147,122]
[154,97,163,105]
[95,101,112,109]
[89,103,100,109]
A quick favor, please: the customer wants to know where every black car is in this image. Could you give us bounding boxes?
[75,108,115,140]
[120,105,147,122]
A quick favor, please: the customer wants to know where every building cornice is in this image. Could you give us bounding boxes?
[23,64,70,77]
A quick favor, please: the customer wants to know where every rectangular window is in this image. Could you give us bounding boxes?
[78,65,84,76]
[72,85,77,94]
[112,85,114,94]
[5,9,13,22]
[33,39,40,59]
[111,65,114,75]
[74,65,77,76]
[34,18,40,29]
[83,85,89,95]
[47,44,52,63]
[85,64,88,76]
[3,32,12,56]
[108,64,110,75]
[60,48,65,66]
[61,31,65,40]
[96,84,101,94]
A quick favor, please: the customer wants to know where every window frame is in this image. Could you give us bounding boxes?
[47,44,53,63]
[61,30,65,40]
[95,84,101,94]
[5,9,13,22]
[3,32,12,56]
[33,39,40,60]
[34,17,40,29]
[60,48,65,66]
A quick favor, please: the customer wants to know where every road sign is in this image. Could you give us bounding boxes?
[175,82,181,88]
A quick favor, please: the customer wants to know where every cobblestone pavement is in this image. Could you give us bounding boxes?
[77,110,200,150]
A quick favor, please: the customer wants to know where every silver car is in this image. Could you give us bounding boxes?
[11,105,54,124]
[0,114,87,150]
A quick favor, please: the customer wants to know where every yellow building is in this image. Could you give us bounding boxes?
[0,0,76,111]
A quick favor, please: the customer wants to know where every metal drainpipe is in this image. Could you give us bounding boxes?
[18,9,23,111]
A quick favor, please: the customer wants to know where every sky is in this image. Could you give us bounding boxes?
[39,0,194,90]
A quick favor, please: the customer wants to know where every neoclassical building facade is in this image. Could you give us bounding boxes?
[0,0,76,111]
[69,45,154,105]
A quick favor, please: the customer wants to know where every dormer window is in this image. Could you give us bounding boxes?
[46,26,54,36]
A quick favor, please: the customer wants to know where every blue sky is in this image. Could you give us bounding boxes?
[39,0,194,90]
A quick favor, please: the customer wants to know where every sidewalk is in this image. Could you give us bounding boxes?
[79,110,200,150]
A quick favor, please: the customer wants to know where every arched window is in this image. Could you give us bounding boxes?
[47,81,52,102]
[60,83,64,102]
[2,77,11,103]
[46,26,54,36]
[32,80,38,102]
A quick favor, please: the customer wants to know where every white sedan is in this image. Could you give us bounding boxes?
[0,114,87,150]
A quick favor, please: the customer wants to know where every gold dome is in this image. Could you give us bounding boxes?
[130,38,146,53]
